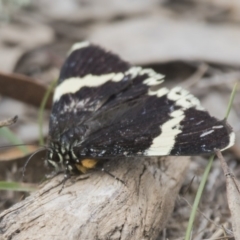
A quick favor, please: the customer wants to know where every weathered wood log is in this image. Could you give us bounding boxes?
[0,156,189,240]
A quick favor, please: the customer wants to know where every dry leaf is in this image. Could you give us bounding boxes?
[0,71,52,109]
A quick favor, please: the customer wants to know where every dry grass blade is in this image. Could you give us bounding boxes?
[215,150,240,240]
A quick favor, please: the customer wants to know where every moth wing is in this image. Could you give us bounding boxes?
[49,42,163,141]
[49,42,234,158]
[77,86,234,158]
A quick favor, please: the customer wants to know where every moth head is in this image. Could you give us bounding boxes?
[45,142,80,174]
[45,149,62,170]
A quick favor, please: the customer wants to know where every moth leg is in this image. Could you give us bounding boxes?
[58,172,71,194]
[97,167,125,185]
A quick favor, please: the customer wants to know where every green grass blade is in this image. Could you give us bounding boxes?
[224,83,238,119]
[0,181,36,192]
[184,155,214,240]
[38,80,56,146]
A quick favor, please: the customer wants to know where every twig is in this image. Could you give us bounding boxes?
[0,116,17,128]
[215,150,240,240]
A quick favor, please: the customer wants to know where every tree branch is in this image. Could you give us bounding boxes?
[0,156,189,240]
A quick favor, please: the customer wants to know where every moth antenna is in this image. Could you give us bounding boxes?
[22,147,50,179]
[58,174,71,194]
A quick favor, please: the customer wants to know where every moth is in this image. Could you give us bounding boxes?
[46,41,235,176]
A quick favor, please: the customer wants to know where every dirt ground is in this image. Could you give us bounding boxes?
[0,0,240,239]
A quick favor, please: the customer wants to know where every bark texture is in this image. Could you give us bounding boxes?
[0,156,189,240]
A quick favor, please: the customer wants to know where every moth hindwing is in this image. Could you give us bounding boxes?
[46,41,235,174]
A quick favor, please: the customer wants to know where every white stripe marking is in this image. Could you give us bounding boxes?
[148,87,169,97]
[126,67,164,86]
[221,132,235,151]
[170,109,184,118]
[126,67,142,78]
[148,86,204,110]
[196,120,204,125]
[168,86,188,101]
[143,77,164,86]
[144,86,207,155]
[54,66,165,102]
[212,125,223,129]
[167,87,204,110]
[141,68,164,86]
[200,130,214,137]
[68,41,90,55]
[53,73,124,102]
[144,113,184,156]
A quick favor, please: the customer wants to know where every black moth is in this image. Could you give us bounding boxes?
[46,42,235,176]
